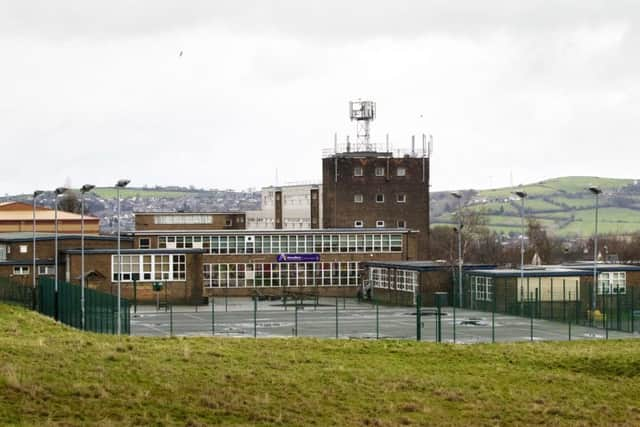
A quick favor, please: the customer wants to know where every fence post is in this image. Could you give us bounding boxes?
[452,280,457,344]
[492,291,496,344]
[253,296,257,338]
[375,300,379,340]
[335,296,339,339]
[550,278,554,321]
[169,304,173,337]
[211,297,215,336]
[529,291,534,342]
[616,288,621,331]
[563,279,566,322]
[416,293,422,342]
[294,305,298,337]
[631,287,635,334]
[604,289,608,340]
[568,320,572,341]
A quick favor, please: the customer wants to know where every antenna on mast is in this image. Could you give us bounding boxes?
[349,100,376,150]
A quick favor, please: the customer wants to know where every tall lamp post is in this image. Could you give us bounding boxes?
[53,187,68,321]
[589,186,602,312]
[80,184,95,330]
[115,179,130,335]
[451,192,463,307]
[515,191,527,301]
[32,191,44,292]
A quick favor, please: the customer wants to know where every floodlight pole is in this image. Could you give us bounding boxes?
[451,192,463,307]
[116,179,130,335]
[80,184,95,330]
[589,187,602,311]
[53,187,67,321]
[515,191,527,299]
[32,191,44,290]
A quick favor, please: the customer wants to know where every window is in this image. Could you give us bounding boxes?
[375,167,385,177]
[154,215,212,225]
[397,220,406,228]
[397,167,407,177]
[375,194,384,203]
[139,238,150,249]
[354,220,364,228]
[13,266,29,275]
[38,265,55,275]
[111,254,186,282]
[225,219,233,226]
[203,262,361,288]
[598,272,626,295]
[376,220,385,228]
[354,194,364,203]
[19,245,28,254]
[472,276,493,301]
[396,194,406,203]
[353,166,363,176]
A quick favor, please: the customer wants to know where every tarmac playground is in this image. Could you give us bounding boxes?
[130,297,637,343]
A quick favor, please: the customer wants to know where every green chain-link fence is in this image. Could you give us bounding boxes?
[36,277,130,335]
[0,276,35,309]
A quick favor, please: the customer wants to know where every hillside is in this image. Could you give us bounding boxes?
[1,304,640,426]
[431,176,640,237]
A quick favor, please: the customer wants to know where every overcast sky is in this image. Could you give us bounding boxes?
[2,1,639,195]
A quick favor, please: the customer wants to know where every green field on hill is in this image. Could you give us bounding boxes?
[433,176,640,237]
[1,304,640,426]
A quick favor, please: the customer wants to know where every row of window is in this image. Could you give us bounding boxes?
[11,265,55,276]
[354,220,406,228]
[354,166,406,177]
[354,193,406,203]
[111,254,186,282]
[203,262,361,288]
[156,234,403,254]
[369,267,419,293]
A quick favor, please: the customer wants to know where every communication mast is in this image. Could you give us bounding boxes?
[349,100,376,150]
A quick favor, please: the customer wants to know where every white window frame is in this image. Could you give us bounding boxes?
[111,254,186,282]
[19,245,28,254]
[397,167,407,177]
[397,220,406,228]
[354,194,364,203]
[13,266,29,275]
[375,167,385,177]
[353,166,363,177]
[376,220,385,228]
[375,194,384,203]
[472,276,493,301]
[354,220,364,228]
[396,193,406,203]
[598,271,626,295]
[139,238,150,249]
[38,265,55,275]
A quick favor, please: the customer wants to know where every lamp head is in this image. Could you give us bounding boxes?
[81,184,96,193]
[588,186,602,195]
[54,187,68,196]
[116,179,130,188]
[33,190,44,198]
[450,191,462,199]
[514,191,527,199]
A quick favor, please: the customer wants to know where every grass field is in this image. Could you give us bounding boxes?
[476,177,633,200]
[2,304,640,426]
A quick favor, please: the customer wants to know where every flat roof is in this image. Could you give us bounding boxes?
[363,261,496,272]
[0,233,133,243]
[466,267,585,278]
[63,248,206,255]
[133,228,412,236]
[0,259,55,266]
[134,211,245,216]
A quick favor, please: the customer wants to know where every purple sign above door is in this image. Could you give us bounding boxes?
[276,253,321,263]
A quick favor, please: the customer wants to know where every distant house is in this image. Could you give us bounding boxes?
[0,201,100,234]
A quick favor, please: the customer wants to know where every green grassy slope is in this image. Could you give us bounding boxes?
[433,176,640,237]
[2,304,640,426]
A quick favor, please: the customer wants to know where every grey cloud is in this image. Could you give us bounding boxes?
[2,0,637,41]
